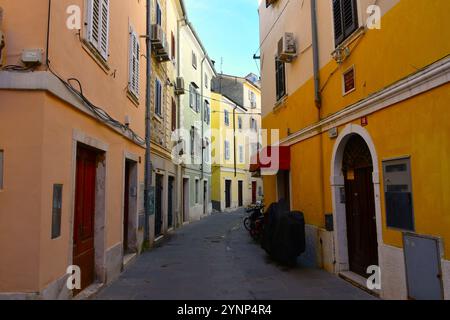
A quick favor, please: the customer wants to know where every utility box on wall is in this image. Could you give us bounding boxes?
[382,157,415,231]
[403,233,444,300]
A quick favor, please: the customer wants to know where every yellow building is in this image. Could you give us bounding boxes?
[258,0,450,299]
[211,74,263,211]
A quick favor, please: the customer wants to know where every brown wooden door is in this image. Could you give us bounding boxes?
[252,181,257,204]
[238,181,243,207]
[155,174,163,237]
[225,180,231,208]
[73,145,97,294]
[123,161,131,252]
[343,136,378,278]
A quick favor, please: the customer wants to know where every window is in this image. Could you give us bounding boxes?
[171,98,177,131]
[275,59,286,101]
[0,150,3,189]
[128,26,140,98]
[155,78,162,116]
[190,83,200,112]
[171,32,176,61]
[204,100,210,125]
[238,117,243,130]
[224,110,230,126]
[192,51,197,69]
[224,141,230,160]
[189,84,195,109]
[383,158,415,231]
[87,0,110,61]
[190,126,195,157]
[205,74,209,88]
[204,138,210,163]
[156,1,162,26]
[333,0,358,46]
[249,91,256,108]
[195,179,199,204]
[250,118,258,132]
[51,184,63,239]
[239,145,244,163]
[343,66,355,95]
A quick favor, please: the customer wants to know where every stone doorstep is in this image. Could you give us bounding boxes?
[73,282,105,300]
[339,271,381,298]
[123,253,138,267]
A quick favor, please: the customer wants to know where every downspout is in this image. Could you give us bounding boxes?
[311,0,326,224]
[200,55,207,180]
[144,0,153,246]
[176,16,186,227]
[311,0,321,109]
[233,105,237,177]
[46,0,51,67]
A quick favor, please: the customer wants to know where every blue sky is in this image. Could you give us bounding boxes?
[184,0,260,77]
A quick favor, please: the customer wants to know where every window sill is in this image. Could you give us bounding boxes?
[332,27,365,57]
[273,94,288,111]
[127,91,140,107]
[153,113,163,123]
[81,40,110,74]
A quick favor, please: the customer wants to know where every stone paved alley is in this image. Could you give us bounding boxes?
[95,210,376,300]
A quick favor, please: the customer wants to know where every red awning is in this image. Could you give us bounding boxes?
[250,146,291,174]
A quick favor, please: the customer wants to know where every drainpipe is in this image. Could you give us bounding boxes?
[46,0,51,67]
[144,0,153,245]
[176,16,186,227]
[311,0,326,224]
[233,105,237,177]
[200,55,207,181]
[311,0,321,109]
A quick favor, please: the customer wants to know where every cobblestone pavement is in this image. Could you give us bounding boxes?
[95,209,376,300]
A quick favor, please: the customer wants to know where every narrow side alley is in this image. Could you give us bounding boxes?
[95,210,375,300]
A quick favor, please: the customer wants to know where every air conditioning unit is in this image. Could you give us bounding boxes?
[175,77,185,95]
[277,32,297,63]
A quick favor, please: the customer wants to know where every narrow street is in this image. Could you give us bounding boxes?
[95,210,375,300]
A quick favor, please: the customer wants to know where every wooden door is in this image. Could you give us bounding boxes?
[123,161,130,252]
[343,135,378,278]
[168,177,174,229]
[252,181,257,204]
[155,174,163,237]
[73,145,97,294]
[225,180,231,208]
[238,181,243,207]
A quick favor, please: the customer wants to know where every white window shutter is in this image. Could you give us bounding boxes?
[99,0,110,60]
[128,27,140,97]
[87,0,100,48]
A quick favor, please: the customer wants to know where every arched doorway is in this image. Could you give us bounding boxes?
[331,124,383,279]
[342,135,378,277]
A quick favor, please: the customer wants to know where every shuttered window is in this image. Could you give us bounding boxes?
[87,0,110,61]
[204,100,210,125]
[171,32,176,61]
[224,110,230,126]
[224,141,230,161]
[171,98,177,131]
[156,1,162,26]
[128,26,140,98]
[155,78,162,116]
[275,59,286,101]
[333,0,358,46]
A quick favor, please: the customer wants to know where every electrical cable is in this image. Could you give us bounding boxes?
[47,63,146,145]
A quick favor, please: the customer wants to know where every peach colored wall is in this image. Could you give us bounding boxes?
[0,91,44,292]
[1,0,148,293]
[2,0,147,138]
